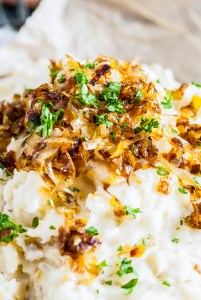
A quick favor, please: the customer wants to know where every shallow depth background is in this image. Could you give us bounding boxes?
[0,0,200,87]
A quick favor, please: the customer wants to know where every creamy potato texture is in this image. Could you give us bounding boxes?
[0,56,200,300]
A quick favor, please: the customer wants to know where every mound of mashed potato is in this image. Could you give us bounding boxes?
[0,55,201,300]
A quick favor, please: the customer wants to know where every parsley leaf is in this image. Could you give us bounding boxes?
[32,217,39,228]
[100,82,125,113]
[74,70,99,106]
[50,69,60,78]
[99,260,108,267]
[178,187,188,194]
[49,225,56,230]
[86,226,99,236]
[0,163,11,177]
[156,79,160,84]
[161,91,173,109]
[84,61,99,69]
[124,206,142,218]
[121,278,138,295]
[117,245,123,251]
[121,122,127,129]
[68,186,80,192]
[103,280,112,285]
[156,167,169,176]
[117,258,134,277]
[57,74,65,83]
[95,113,112,128]
[32,99,64,138]
[0,213,27,243]
[192,81,201,88]
[193,176,200,185]
[133,89,143,102]
[135,117,159,133]
[172,237,179,244]
[162,281,171,287]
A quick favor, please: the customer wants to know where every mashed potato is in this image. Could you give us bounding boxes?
[0,55,201,300]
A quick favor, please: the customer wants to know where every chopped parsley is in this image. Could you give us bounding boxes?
[109,130,116,141]
[100,82,125,113]
[121,122,127,129]
[161,91,173,109]
[156,167,169,176]
[178,187,188,194]
[0,213,27,243]
[121,278,138,295]
[95,113,112,128]
[68,186,80,192]
[30,99,64,138]
[133,89,143,102]
[49,225,56,230]
[103,280,112,285]
[135,117,159,133]
[84,61,99,69]
[99,260,108,267]
[124,206,142,218]
[162,281,171,287]
[50,69,60,78]
[74,70,99,106]
[117,245,123,251]
[57,73,65,83]
[86,226,99,236]
[172,237,179,244]
[32,217,39,228]
[0,163,11,177]
[81,137,88,142]
[192,81,201,88]
[156,79,160,84]
[172,128,178,134]
[193,176,200,185]
[117,258,134,277]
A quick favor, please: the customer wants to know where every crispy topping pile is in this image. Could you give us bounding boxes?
[0,55,201,240]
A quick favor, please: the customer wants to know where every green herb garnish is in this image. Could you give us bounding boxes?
[172,237,179,244]
[192,81,201,88]
[0,213,27,243]
[103,280,112,285]
[162,281,171,286]
[121,278,138,295]
[95,113,112,128]
[32,217,39,228]
[121,123,127,129]
[124,206,142,218]
[99,260,108,267]
[156,167,169,176]
[117,245,123,251]
[30,99,64,138]
[161,91,173,109]
[117,258,134,277]
[193,176,200,185]
[57,74,65,83]
[86,226,99,236]
[74,70,99,106]
[84,61,99,69]
[68,186,80,192]
[50,70,60,78]
[135,117,159,133]
[156,79,160,84]
[100,82,125,113]
[49,225,56,230]
[133,89,143,102]
[0,163,11,177]
[178,187,188,194]
[109,131,116,141]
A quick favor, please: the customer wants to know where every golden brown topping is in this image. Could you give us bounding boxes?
[185,203,201,229]
[58,220,101,258]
